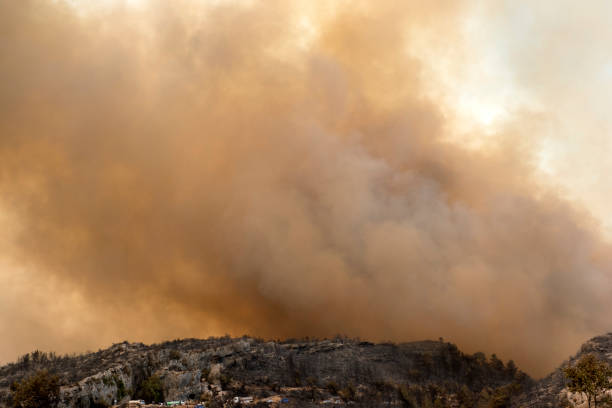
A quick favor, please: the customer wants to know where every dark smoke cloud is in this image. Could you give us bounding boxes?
[0,0,610,377]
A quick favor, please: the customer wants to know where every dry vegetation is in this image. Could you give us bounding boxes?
[0,336,533,407]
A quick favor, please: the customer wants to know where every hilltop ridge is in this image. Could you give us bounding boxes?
[515,332,612,408]
[0,336,531,407]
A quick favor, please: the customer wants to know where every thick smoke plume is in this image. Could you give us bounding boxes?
[0,0,611,376]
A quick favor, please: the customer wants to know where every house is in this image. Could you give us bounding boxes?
[232,396,254,404]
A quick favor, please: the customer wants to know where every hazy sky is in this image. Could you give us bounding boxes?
[1,0,612,378]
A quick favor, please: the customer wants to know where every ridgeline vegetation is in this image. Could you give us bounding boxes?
[564,354,612,408]
[0,336,532,407]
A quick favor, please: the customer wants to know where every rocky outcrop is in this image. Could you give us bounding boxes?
[0,336,532,407]
[515,333,612,408]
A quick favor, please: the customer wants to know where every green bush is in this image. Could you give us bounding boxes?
[113,376,127,400]
[135,374,164,403]
[457,384,474,407]
[10,370,60,408]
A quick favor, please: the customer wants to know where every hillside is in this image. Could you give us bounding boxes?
[0,336,531,407]
[514,333,612,408]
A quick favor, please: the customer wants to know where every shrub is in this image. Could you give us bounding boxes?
[326,380,339,394]
[113,376,127,400]
[134,374,164,403]
[457,384,474,407]
[10,370,60,408]
[168,350,182,360]
[400,385,421,408]
[306,376,318,387]
[219,374,231,389]
[339,383,356,401]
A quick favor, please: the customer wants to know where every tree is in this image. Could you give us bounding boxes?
[564,354,612,408]
[10,370,60,408]
[135,374,164,403]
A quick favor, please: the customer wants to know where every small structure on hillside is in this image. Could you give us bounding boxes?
[233,396,254,404]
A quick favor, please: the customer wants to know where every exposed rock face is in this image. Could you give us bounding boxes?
[61,367,133,407]
[515,333,612,408]
[7,334,612,407]
[0,336,532,407]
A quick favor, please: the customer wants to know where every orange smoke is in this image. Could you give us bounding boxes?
[0,0,610,377]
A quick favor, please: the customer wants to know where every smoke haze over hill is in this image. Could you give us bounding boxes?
[1,0,612,377]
